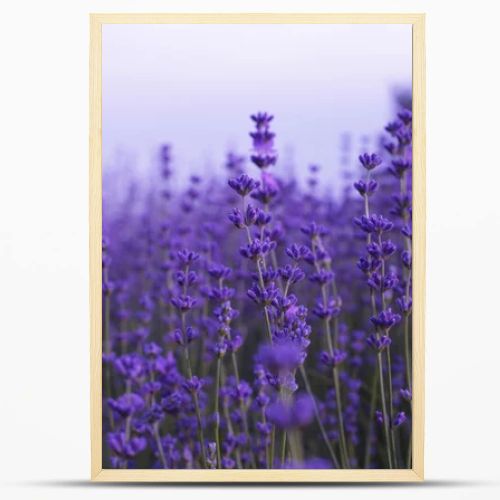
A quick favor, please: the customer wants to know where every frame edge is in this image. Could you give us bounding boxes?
[88,12,426,25]
[89,12,426,482]
[411,12,426,480]
[90,13,103,480]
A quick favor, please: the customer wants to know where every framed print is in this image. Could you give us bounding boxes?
[90,13,425,482]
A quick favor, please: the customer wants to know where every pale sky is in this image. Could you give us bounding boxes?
[103,23,412,191]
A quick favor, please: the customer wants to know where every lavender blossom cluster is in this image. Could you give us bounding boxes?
[102,109,413,469]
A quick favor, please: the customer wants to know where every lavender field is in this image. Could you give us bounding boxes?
[102,106,413,469]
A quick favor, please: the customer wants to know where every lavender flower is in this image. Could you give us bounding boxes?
[228,174,260,197]
[370,309,402,331]
[250,113,277,169]
[358,153,382,170]
[102,107,413,470]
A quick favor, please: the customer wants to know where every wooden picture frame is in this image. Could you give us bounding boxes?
[90,12,425,482]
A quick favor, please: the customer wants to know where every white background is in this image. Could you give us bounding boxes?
[1,1,499,499]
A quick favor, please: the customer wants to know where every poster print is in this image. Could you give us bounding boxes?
[90,14,425,481]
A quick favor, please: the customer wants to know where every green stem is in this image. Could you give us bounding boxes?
[270,425,276,469]
[182,313,208,469]
[245,225,273,344]
[363,367,378,468]
[280,430,287,467]
[333,366,349,468]
[377,234,398,468]
[221,365,242,468]
[377,351,393,468]
[386,346,398,467]
[192,392,208,468]
[299,366,340,468]
[261,408,271,469]
[401,173,413,467]
[214,357,222,468]
[153,422,168,468]
[318,281,349,468]
[310,235,349,468]
[103,277,114,430]
[407,436,412,468]
[232,353,257,468]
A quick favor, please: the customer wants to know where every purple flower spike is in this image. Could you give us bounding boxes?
[228,208,245,229]
[173,328,184,346]
[357,256,382,274]
[225,152,245,173]
[402,250,412,269]
[108,393,145,417]
[388,158,412,178]
[397,296,412,314]
[159,144,172,179]
[251,112,274,130]
[250,112,277,169]
[207,264,232,280]
[250,129,275,153]
[175,269,198,287]
[103,280,115,295]
[214,340,228,358]
[250,182,279,204]
[256,421,272,436]
[320,349,348,367]
[256,393,270,408]
[300,222,328,238]
[240,237,277,260]
[359,153,382,171]
[250,154,277,169]
[279,264,305,285]
[353,179,378,197]
[227,334,243,353]
[143,342,162,358]
[367,271,399,292]
[228,173,260,197]
[385,121,403,135]
[183,376,204,394]
[354,214,393,234]
[392,411,407,427]
[366,333,392,352]
[254,208,272,227]
[222,457,236,469]
[247,283,279,306]
[177,249,200,266]
[272,294,298,312]
[370,308,402,331]
[400,388,412,402]
[398,109,412,124]
[171,295,197,312]
[244,204,258,226]
[309,269,335,285]
[402,224,412,239]
[285,244,310,262]
[114,354,144,380]
[312,297,341,319]
[107,432,147,459]
[395,127,412,146]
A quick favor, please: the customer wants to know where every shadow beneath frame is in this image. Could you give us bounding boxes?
[17,479,496,489]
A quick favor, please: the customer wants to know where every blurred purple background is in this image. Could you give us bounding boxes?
[103,23,411,195]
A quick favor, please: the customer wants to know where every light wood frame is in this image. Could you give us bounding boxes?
[90,12,425,482]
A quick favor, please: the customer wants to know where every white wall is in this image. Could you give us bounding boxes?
[1,1,499,499]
